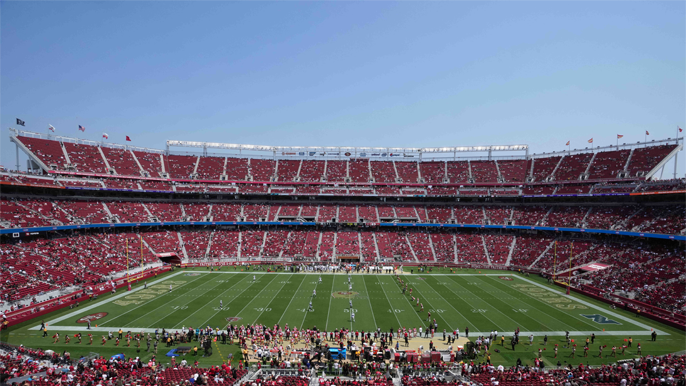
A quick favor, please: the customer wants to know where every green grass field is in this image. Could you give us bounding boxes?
[3,267,684,369]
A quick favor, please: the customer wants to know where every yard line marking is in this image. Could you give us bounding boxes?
[381,275,425,327]
[360,276,378,330]
[35,271,187,330]
[38,325,661,337]
[144,276,231,328]
[103,273,209,327]
[514,276,669,335]
[234,275,279,320]
[415,277,471,328]
[375,275,404,329]
[253,274,294,324]
[323,275,335,331]
[172,273,245,329]
[197,275,267,328]
[442,275,507,331]
[475,276,580,332]
[402,277,454,331]
[462,275,554,331]
[277,275,307,325]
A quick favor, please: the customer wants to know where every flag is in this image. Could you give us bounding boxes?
[48,125,55,132]
[16,118,25,126]
[126,136,132,142]
[565,141,570,146]
[679,127,683,133]
[102,133,109,139]
[588,138,593,143]
[617,134,623,139]
[645,131,650,135]
[79,125,86,132]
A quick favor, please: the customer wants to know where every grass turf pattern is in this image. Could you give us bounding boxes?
[3,267,684,369]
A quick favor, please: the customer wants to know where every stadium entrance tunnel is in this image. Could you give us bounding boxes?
[156,252,181,265]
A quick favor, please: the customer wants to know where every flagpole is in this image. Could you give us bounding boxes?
[126,238,129,282]
[552,241,557,281]
[567,241,573,295]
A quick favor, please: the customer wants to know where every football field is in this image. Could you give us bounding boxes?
[5,268,684,368]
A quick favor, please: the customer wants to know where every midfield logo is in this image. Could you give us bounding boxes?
[580,314,621,325]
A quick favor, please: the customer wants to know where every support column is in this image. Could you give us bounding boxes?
[15,143,21,171]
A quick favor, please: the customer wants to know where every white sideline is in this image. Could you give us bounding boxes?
[511,276,669,335]
[29,325,662,337]
[28,271,186,331]
[29,272,670,337]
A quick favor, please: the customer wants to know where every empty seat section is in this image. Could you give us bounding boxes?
[360,231,378,261]
[299,160,325,182]
[349,159,370,182]
[587,149,630,179]
[63,142,108,173]
[107,201,149,223]
[184,203,211,221]
[483,206,512,225]
[250,159,275,181]
[243,204,268,221]
[18,136,68,169]
[276,159,301,181]
[181,230,211,260]
[317,205,337,222]
[446,161,470,183]
[455,234,487,263]
[196,156,224,180]
[240,230,264,257]
[336,231,359,256]
[470,160,499,183]
[453,206,483,224]
[407,232,434,261]
[102,147,141,176]
[511,205,549,226]
[225,157,249,180]
[431,233,454,261]
[484,234,513,264]
[375,231,412,261]
[209,230,240,258]
[357,205,378,223]
[395,161,419,183]
[498,160,528,182]
[509,235,551,267]
[262,230,289,257]
[419,161,445,183]
[133,151,163,177]
[59,201,108,224]
[627,144,678,177]
[325,160,347,182]
[166,155,197,179]
[554,153,593,181]
[318,231,335,261]
[543,206,589,227]
[530,156,561,182]
[426,206,452,223]
[147,202,183,221]
[338,205,357,223]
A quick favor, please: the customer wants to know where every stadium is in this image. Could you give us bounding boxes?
[1,128,685,385]
[2,1,686,385]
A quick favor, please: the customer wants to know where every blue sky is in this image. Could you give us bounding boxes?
[2,2,684,176]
